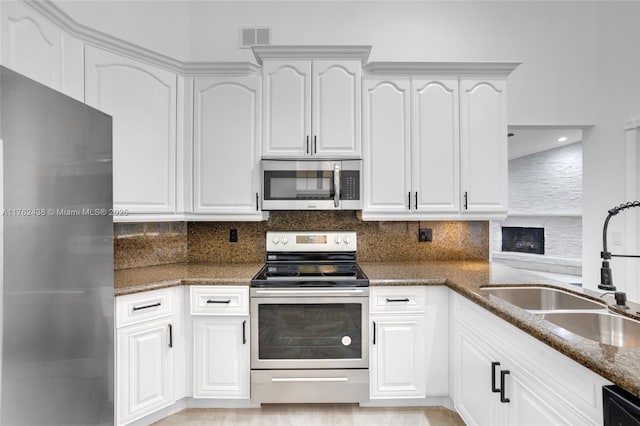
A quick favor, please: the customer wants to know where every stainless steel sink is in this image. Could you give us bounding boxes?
[482,286,605,311]
[538,311,640,348]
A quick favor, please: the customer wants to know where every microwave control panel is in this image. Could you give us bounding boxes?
[341,171,360,200]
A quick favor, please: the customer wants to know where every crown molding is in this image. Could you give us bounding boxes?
[24,0,260,76]
[181,62,261,76]
[364,61,521,77]
[252,45,372,65]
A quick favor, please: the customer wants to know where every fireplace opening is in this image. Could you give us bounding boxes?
[501,227,545,255]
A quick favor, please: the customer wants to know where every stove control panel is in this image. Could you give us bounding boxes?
[266,231,357,252]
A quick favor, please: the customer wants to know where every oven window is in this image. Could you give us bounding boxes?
[264,171,334,200]
[258,303,362,360]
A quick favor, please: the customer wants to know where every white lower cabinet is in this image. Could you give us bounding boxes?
[116,288,180,426]
[369,286,449,400]
[452,292,611,426]
[190,286,250,400]
[193,317,250,398]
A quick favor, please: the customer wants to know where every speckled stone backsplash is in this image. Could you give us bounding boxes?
[187,212,488,263]
[114,222,187,270]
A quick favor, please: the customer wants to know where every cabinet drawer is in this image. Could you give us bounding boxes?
[190,286,249,316]
[116,287,174,328]
[370,286,427,313]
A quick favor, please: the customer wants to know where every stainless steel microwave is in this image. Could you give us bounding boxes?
[261,159,362,210]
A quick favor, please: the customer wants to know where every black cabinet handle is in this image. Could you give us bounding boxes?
[464,191,468,210]
[500,370,510,403]
[132,302,161,311]
[207,299,231,304]
[491,361,501,392]
[372,321,376,345]
[408,192,411,210]
[242,320,247,345]
[314,135,317,154]
[168,323,173,348]
[256,192,259,211]
[414,192,418,210]
[386,298,410,303]
[306,136,309,154]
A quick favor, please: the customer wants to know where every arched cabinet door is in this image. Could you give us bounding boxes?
[362,78,412,215]
[460,78,508,215]
[411,78,460,213]
[313,60,361,157]
[1,1,83,100]
[85,46,177,215]
[262,60,311,158]
[192,76,263,219]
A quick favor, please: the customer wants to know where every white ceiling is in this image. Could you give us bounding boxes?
[507,127,583,160]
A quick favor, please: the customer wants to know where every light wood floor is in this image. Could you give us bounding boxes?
[152,405,465,426]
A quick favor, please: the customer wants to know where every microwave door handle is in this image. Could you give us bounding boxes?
[333,163,341,208]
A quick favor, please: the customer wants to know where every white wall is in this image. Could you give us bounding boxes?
[582,2,640,294]
[51,0,640,295]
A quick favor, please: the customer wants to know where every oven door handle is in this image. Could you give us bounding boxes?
[271,377,349,383]
[253,289,365,296]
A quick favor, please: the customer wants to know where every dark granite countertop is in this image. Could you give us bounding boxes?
[114,260,640,399]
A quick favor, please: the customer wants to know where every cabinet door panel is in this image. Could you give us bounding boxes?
[313,60,361,157]
[85,46,177,214]
[2,2,60,90]
[193,317,249,398]
[117,317,174,425]
[460,78,508,214]
[454,330,500,426]
[363,79,411,214]
[412,78,460,213]
[262,61,311,157]
[193,77,260,215]
[370,315,425,398]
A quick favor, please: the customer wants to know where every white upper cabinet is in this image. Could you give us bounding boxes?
[85,46,178,216]
[362,63,518,221]
[312,60,361,157]
[362,76,458,218]
[362,78,412,214]
[254,46,370,159]
[1,1,84,100]
[412,78,460,214]
[262,60,312,157]
[460,78,508,215]
[192,76,265,220]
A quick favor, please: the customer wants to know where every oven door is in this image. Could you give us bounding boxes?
[250,288,369,369]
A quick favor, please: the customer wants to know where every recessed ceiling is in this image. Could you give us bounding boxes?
[507,127,583,160]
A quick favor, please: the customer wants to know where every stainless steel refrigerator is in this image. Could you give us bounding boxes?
[0,66,114,425]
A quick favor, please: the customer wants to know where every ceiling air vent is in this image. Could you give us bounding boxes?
[239,27,271,49]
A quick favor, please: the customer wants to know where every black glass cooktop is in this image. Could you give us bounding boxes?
[251,262,369,287]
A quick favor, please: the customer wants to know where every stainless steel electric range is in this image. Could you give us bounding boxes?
[250,231,369,403]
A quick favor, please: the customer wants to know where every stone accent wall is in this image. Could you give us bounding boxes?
[491,142,583,274]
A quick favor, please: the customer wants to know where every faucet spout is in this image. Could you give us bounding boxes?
[600,291,629,310]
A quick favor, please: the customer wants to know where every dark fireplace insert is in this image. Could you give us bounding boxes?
[502,227,545,255]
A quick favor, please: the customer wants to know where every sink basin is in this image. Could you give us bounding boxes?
[538,311,640,347]
[482,286,605,311]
